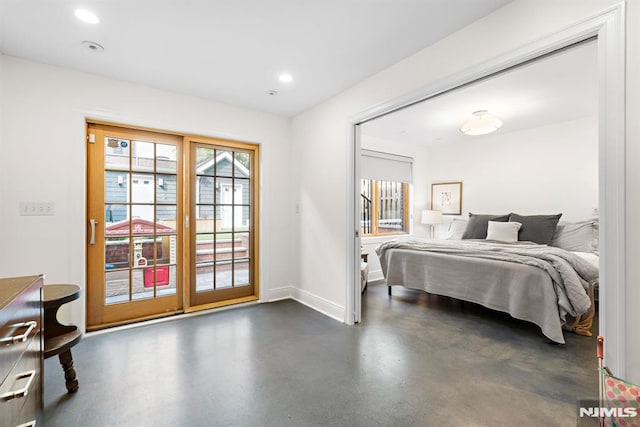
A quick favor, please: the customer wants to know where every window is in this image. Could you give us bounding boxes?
[360,178,409,236]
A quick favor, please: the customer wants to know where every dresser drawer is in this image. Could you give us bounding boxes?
[0,337,41,427]
[0,280,41,384]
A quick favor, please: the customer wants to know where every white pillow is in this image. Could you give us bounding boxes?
[486,221,522,243]
[445,218,468,240]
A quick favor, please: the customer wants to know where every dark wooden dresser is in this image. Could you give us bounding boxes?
[0,275,44,427]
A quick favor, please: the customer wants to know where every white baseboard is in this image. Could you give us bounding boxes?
[264,286,293,302]
[290,287,345,323]
[368,269,384,282]
[262,286,344,323]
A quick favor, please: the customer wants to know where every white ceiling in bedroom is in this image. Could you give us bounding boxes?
[360,41,598,147]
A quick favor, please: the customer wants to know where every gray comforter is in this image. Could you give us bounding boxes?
[376,239,598,343]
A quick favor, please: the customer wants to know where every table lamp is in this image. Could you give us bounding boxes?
[421,209,443,239]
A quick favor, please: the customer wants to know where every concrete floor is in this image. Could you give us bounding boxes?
[44,283,599,426]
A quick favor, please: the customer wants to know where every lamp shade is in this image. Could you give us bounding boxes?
[421,210,443,225]
[460,110,503,136]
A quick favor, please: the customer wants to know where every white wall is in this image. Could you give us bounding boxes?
[291,0,639,381]
[0,56,294,330]
[426,117,598,233]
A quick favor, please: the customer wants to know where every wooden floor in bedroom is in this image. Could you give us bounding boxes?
[44,282,598,426]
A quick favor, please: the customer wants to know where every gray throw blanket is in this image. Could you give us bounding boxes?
[376,239,597,317]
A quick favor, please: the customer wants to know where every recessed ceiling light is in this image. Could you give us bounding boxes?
[278,73,293,83]
[75,9,99,24]
[82,41,104,52]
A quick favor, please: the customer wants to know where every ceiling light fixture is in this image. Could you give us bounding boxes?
[278,73,293,83]
[460,110,503,136]
[74,9,100,24]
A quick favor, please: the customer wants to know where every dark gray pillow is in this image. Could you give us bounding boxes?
[509,213,562,244]
[461,213,510,239]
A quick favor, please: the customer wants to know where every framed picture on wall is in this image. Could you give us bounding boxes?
[431,182,462,215]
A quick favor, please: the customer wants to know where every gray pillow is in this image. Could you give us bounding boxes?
[461,213,510,239]
[551,220,597,252]
[509,213,562,245]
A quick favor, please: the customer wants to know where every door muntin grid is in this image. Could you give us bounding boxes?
[104,138,178,304]
[194,146,252,293]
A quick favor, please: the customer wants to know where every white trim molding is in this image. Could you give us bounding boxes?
[264,286,294,302]
[347,3,626,375]
[292,287,345,323]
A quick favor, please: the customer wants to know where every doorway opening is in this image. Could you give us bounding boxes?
[347,7,625,376]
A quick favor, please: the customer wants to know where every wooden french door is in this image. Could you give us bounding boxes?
[188,138,259,307]
[86,123,183,329]
[87,123,260,329]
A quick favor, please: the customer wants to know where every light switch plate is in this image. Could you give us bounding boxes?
[20,202,55,216]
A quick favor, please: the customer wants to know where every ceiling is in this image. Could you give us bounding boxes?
[0,0,512,117]
[361,40,598,146]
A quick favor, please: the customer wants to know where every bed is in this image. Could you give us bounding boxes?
[375,216,599,344]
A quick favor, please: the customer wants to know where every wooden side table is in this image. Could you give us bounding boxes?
[43,284,82,393]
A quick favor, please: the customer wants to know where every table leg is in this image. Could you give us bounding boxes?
[58,349,79,393]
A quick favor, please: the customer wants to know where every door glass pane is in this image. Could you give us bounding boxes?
[156,206,177,234]
[132,140,155,172]
[105,172,129,203]
[156,144,177,173]
[196,264,214,292]
[155,265,177,296]
[235,205,250,230]
[132,269,152,300]
[131,174,155,204]
[131,205,154,226]
[137,265,175,297]
[234,260,249,287]
[105,138,130,170]
[105,204,129,229]
[156,205,178,229]
[105,270,129,304]
[105,238,130,270]
[215,150,233,177]
[235,232,250,260]
[132,236,154,268]
[215,262,233,289]
[156,175,176,204]
[195,147,216,176]
[234,152,250,174]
